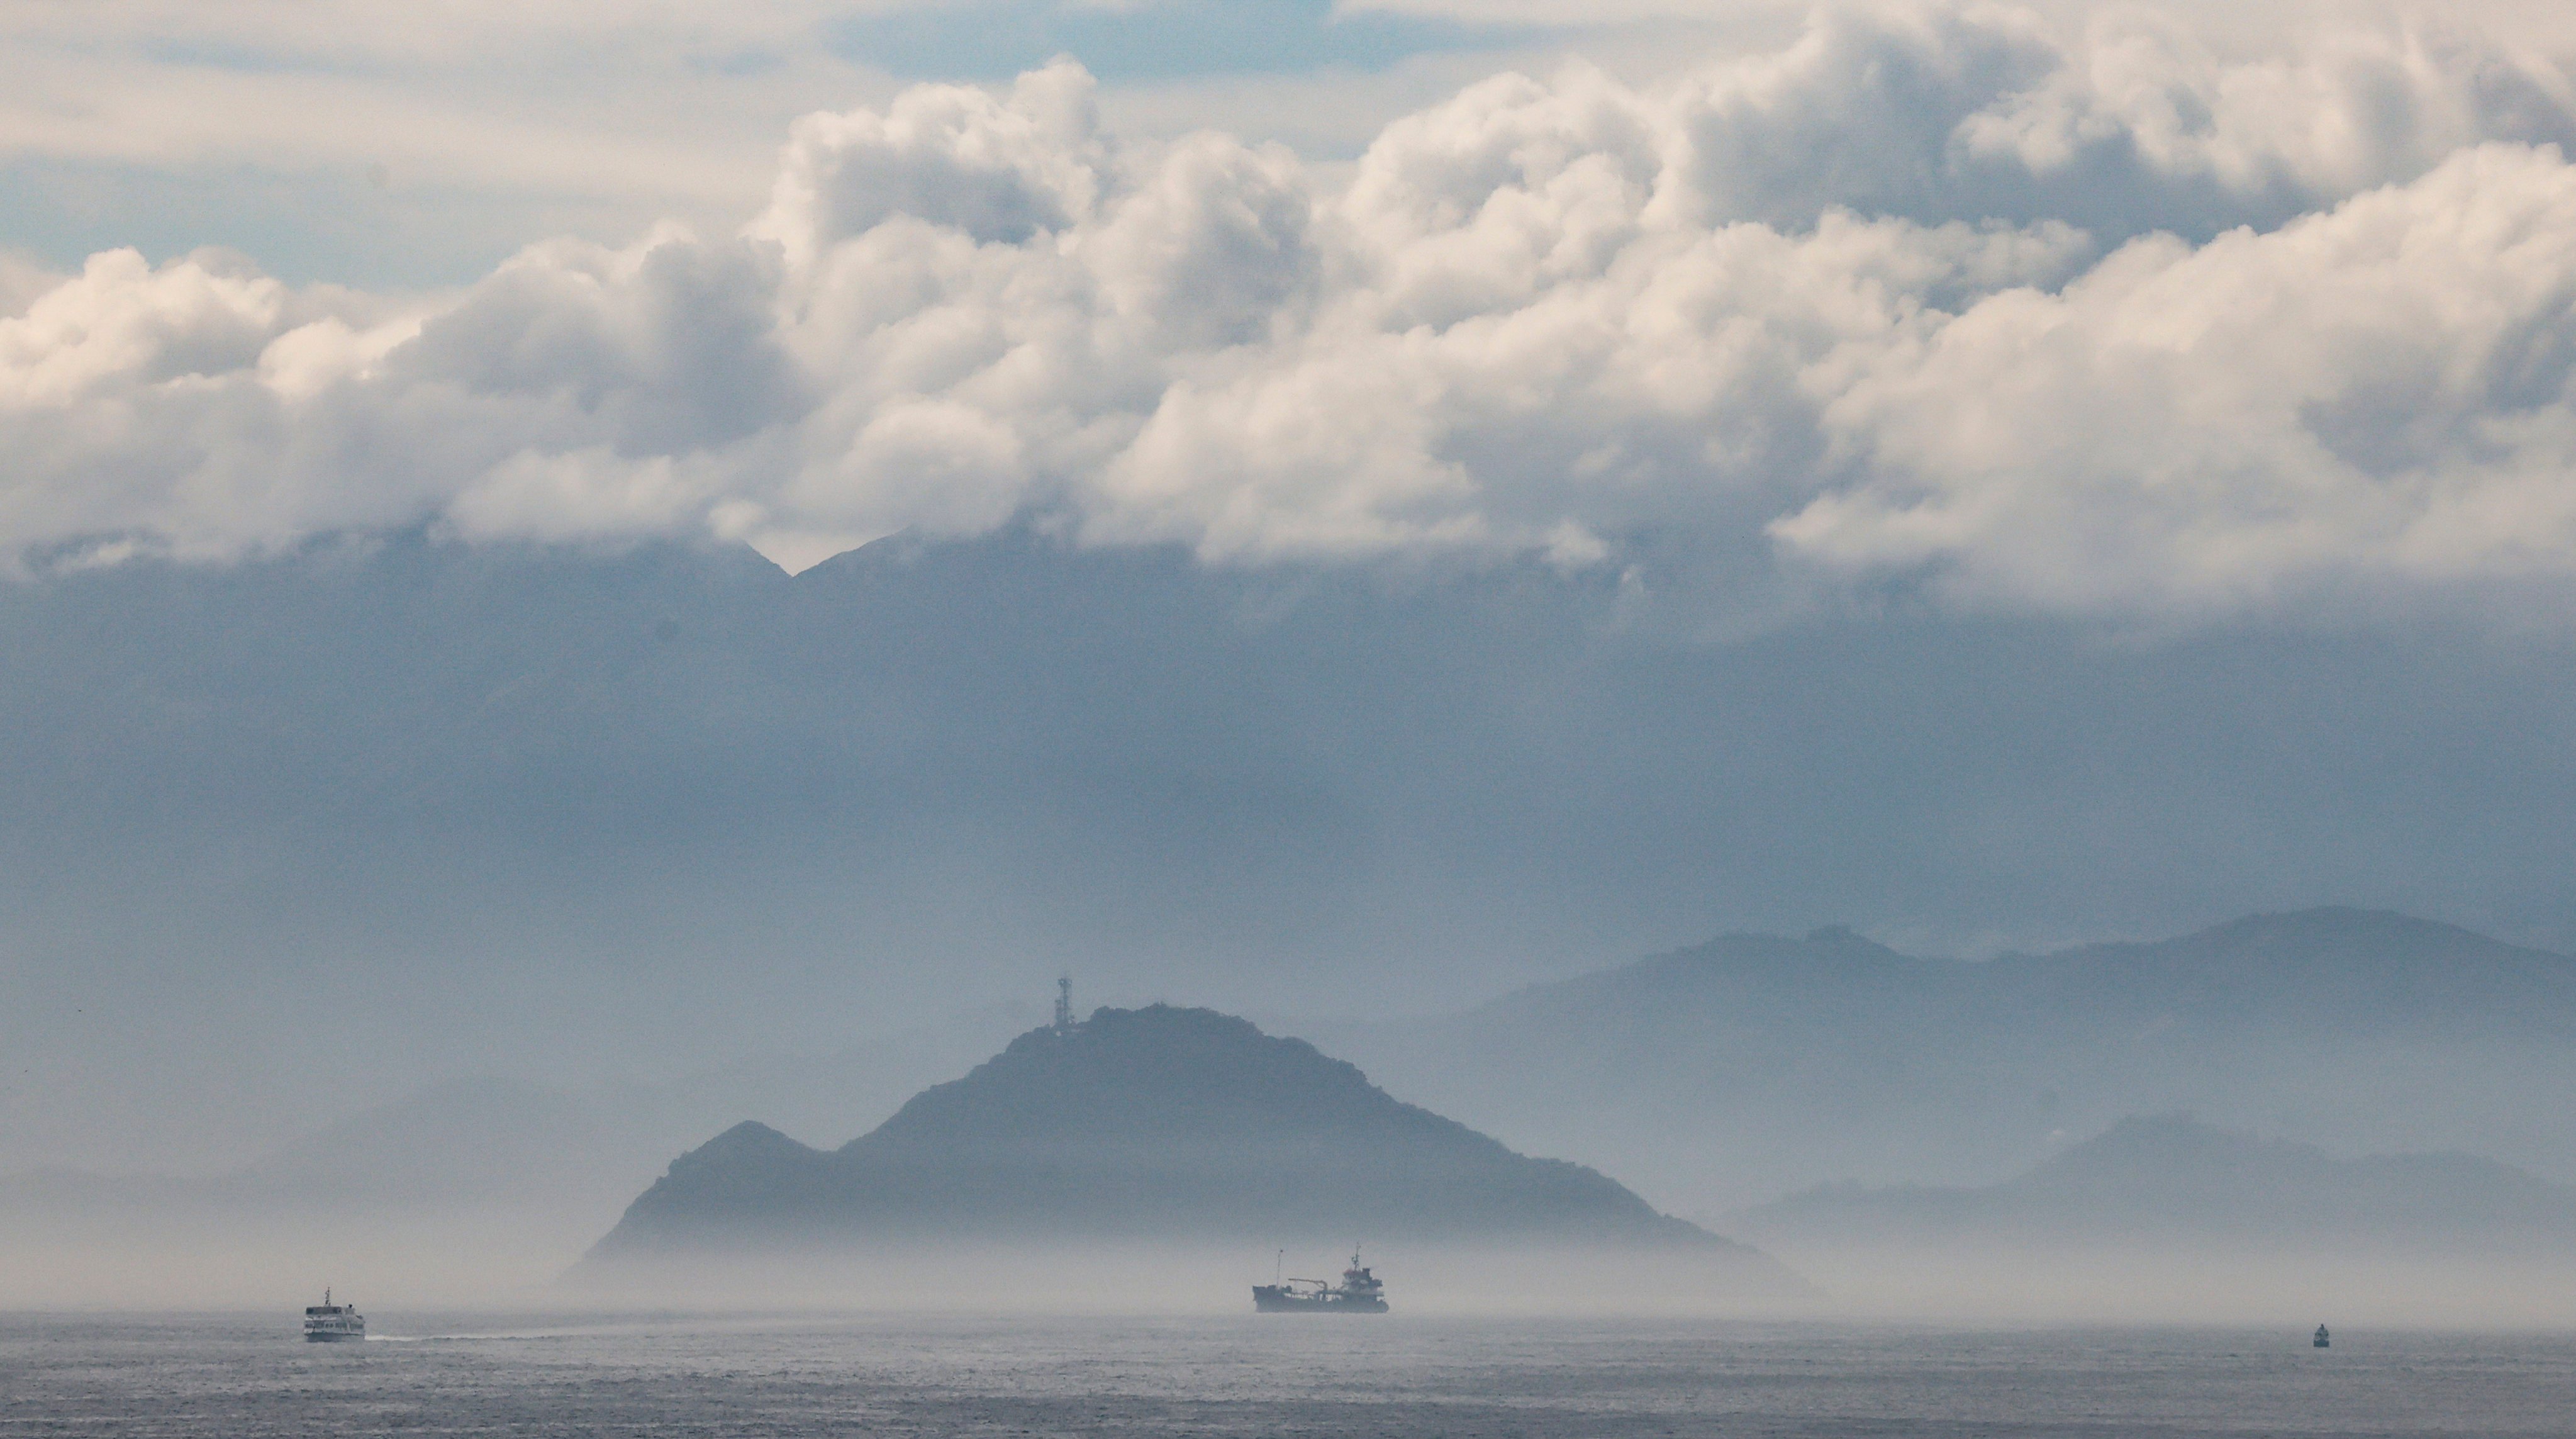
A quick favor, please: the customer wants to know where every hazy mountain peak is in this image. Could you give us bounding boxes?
[1736,1112,2576,1250]
[2014,1114,2334,1195]
[1498,927,1924,1017]
[585,1005,1771,1262]
[1319,907,2576,1216]
[2178,906,2538,956]
[863,1003,1407,1148]
[676,1121,822,1172]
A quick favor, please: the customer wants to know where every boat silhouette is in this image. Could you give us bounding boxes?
[1254,1251,1388,1313]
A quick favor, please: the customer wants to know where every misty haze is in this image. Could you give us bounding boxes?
[11,0,2576,1433]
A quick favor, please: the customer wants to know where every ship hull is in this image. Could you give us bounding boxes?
[1252,1286,1387,1313]
[303,1329,365,1342]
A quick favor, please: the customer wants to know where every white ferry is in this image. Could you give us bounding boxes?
[303,1289,365,1342]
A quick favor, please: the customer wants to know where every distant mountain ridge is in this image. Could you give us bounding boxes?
[1980,909,2576,1036]
[1475,909,2573,1040]
[1733,1114,2576,1248]
[587,1005,1756,1261]
[1317,907,2576,1213]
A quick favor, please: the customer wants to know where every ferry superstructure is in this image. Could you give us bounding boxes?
[303,1290,364,1342]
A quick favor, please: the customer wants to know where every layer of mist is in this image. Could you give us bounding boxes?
[14,909,2576,1324]
[1741,1115,2576,1249]
[0,1004,1035,1310]
[1730,1115,2576,1326]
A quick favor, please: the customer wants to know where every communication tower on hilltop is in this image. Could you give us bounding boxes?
[1055,975,1073,1031]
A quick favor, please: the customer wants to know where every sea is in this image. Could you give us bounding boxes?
[4,1313,2572,1437]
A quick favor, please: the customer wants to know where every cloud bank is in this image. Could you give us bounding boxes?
[10,4,2576,615]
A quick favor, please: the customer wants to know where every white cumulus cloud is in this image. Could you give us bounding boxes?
[9,4,2576,621]
[1785,142,2576,613]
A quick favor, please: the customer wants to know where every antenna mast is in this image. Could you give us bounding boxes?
[1055,975,1073,1031]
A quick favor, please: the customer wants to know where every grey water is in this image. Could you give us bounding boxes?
[4,1313,2572,1437]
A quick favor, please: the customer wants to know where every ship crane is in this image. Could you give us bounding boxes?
[1252,1248,1390,1313]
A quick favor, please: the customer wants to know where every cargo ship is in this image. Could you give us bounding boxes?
[1253,1251,1388,1313]
[303,1290,365,1342]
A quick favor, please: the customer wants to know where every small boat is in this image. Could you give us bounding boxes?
[304,1289,365,1342]
[2312,1324,2330,1349]
[1253,1251,1388,1313]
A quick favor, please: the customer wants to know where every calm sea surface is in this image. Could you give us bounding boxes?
[3,1313,2571,1437]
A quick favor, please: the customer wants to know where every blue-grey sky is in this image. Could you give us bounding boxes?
[14,0,2576,1175]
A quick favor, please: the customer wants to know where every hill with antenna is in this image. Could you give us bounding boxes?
[584,1002,1791,1287]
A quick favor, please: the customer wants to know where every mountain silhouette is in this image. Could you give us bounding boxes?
[1320,908,2576,1212]
[1734,1114,2576,1248]
[587,1005,1760,1260]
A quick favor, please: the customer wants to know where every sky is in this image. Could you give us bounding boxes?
[14,0,2576,1177]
